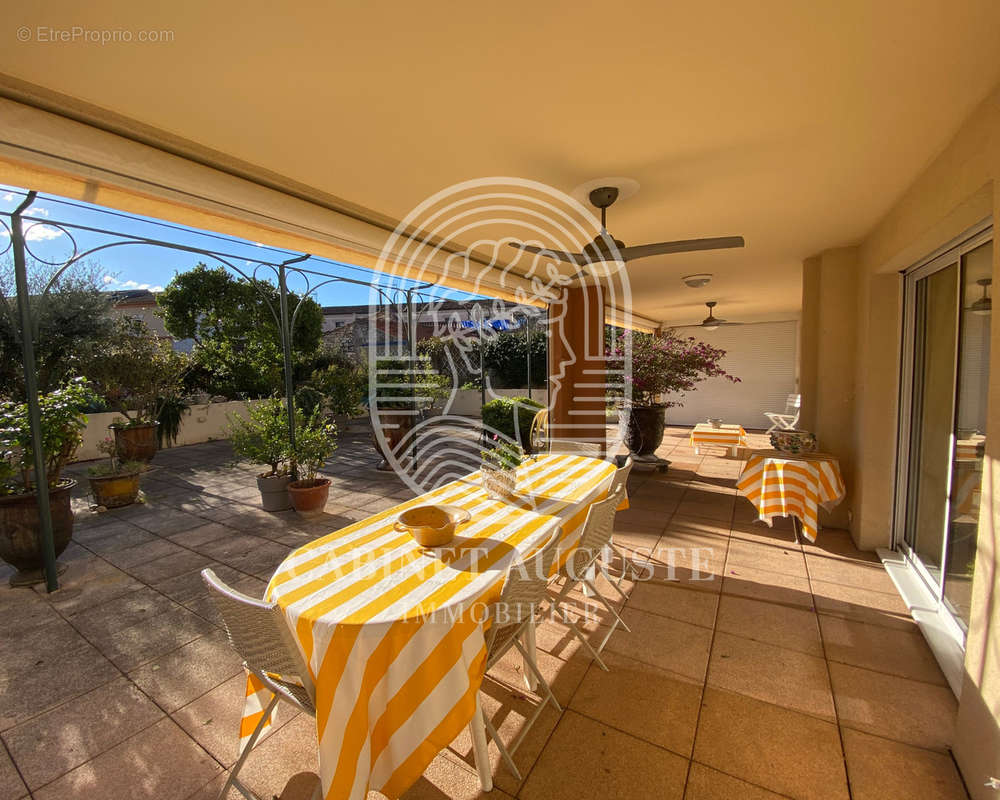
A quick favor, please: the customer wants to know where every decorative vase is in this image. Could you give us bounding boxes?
[619,405,666,456]
[482,466,517,499]
[0,480,76,584]
[372,412,415,471]
[111,422,159,463]
[287,478,331,516]
[88,471,142,509]
[256,474,292,512]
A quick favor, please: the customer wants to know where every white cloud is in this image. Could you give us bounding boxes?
[2,193,13,202]
[102,275,114,285]
[0,223,64,242]
[25,206,49,217]
[106,278,164,292]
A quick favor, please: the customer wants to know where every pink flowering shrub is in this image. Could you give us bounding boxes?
[606,330,740,407]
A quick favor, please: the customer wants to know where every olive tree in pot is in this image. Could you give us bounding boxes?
[0,378,97,583]
[607,330,740,456]
[87,436,144,509]
[288,408,338,516]
[87,317,188,463]
[226,398,293,512]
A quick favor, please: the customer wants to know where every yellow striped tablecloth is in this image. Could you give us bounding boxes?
[691,423,748,454]
[241,453,616,800]
[736,450,845,543]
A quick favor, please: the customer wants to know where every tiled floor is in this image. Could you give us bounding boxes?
[0,427,968,799]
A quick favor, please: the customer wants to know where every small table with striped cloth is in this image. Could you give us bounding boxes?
[736,450,845,543]
[690,423,748,457]
[241,453,617,800]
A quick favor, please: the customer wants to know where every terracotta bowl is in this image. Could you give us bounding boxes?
[395,505,471,548]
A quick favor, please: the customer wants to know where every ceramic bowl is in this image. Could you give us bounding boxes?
[394,504,471,548]
[769,429,817,455]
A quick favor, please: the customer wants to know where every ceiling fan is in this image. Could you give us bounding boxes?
[699,301,742,331]
[508,186,745,266]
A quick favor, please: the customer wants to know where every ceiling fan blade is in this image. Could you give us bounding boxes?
[508,242,585,265]
[619,236,745,262]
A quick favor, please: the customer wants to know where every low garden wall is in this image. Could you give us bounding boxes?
[444,388,547,417]
[73,400,251,462]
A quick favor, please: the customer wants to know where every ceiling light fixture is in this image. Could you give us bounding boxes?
[701,301,721,331]
[971,278,992,316]
[683,273,713,288]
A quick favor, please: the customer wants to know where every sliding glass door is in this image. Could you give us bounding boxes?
[897,229,992,637]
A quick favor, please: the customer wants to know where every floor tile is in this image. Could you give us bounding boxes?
[707,632,835,720]
[569,650,702,757]
[818,615,946,685]
[95,604,217,672]
[829,662,957,751]
[2,676,164,789]
[693,688,849,800]
[520,711,688,800]
[805,552,897,593]
[0,743,27,800]
[715,594,823,657]
[811,579,915,631]
[605,607,712,682]
[401,751,513,799]
[626,581,719,628]
[726,538,807,579]
[128,631,243,712]
[841,728,968,800]
[32,718,220,800]
[683,763,787,799]
[722,565,814,609]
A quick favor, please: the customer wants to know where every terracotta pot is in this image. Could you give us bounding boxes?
[287,478,331,515]
[619,405,666,456]
[112,422,159,463]
[257,474,292,512]
[372,411,415,471]
[88,471,141,509]
[0,480,76,579]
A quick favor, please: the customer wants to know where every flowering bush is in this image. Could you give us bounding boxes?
[607,330,740,407]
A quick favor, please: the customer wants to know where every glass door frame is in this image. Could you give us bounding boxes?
[892,222,992,645]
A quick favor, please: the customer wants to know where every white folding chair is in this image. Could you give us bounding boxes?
[550,484,630,663]
[548,439,602,458]
[202,569,319,800]
[764,393,801,433]
[602,457,637,586]
[472,528,563,785]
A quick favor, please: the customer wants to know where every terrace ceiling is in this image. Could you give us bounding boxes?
[2,0,1000,324]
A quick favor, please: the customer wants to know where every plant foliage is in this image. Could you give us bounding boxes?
[481,396,543,450]
[226,397,291,477]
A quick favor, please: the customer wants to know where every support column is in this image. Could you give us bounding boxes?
[547,283,607,453]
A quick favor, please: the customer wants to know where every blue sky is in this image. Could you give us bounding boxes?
[0,184,480,308]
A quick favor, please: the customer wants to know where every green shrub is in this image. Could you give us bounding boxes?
[226,398,290,477]
[481,396,543,450]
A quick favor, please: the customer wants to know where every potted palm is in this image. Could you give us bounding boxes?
[0,378,96,583]
[87,436,144,508]
[608,330,739,456]
[287,408,338,515]
[226,398,293,511]
[87,317,187,463]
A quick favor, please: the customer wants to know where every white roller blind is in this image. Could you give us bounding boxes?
[667,320,798,429]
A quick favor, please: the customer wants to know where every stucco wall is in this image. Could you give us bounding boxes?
[73,400,250,462]
[849,85,1000,798]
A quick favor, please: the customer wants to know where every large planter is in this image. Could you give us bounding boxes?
[372,411,415,471]
[112,422,159,463]
[287,478,331,516]
[0,480,76,582]
[88,471,141,509]
[619,405,667,456]
[257,474,292,512]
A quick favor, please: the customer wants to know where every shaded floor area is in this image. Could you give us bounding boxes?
[0,428,967,799]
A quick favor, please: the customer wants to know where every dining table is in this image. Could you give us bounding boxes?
[736,449,846,543]
[239,452,618,800]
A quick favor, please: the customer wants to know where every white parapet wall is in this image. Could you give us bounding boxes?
[73,400,252,462]
[444,388,547,417]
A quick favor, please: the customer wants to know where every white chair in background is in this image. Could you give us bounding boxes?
[764,393,801,433]
[202,569,320,800]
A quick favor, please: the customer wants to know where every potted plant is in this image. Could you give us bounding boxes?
[86,317,187,463]
[480,435,524,499]
[226,398,293,512]
[87,437,144,509]
[287,408,338,515]
[607,330,740,456]
[0,378,96,583]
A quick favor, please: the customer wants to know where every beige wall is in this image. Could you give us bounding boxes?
[824,84,1000,797]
